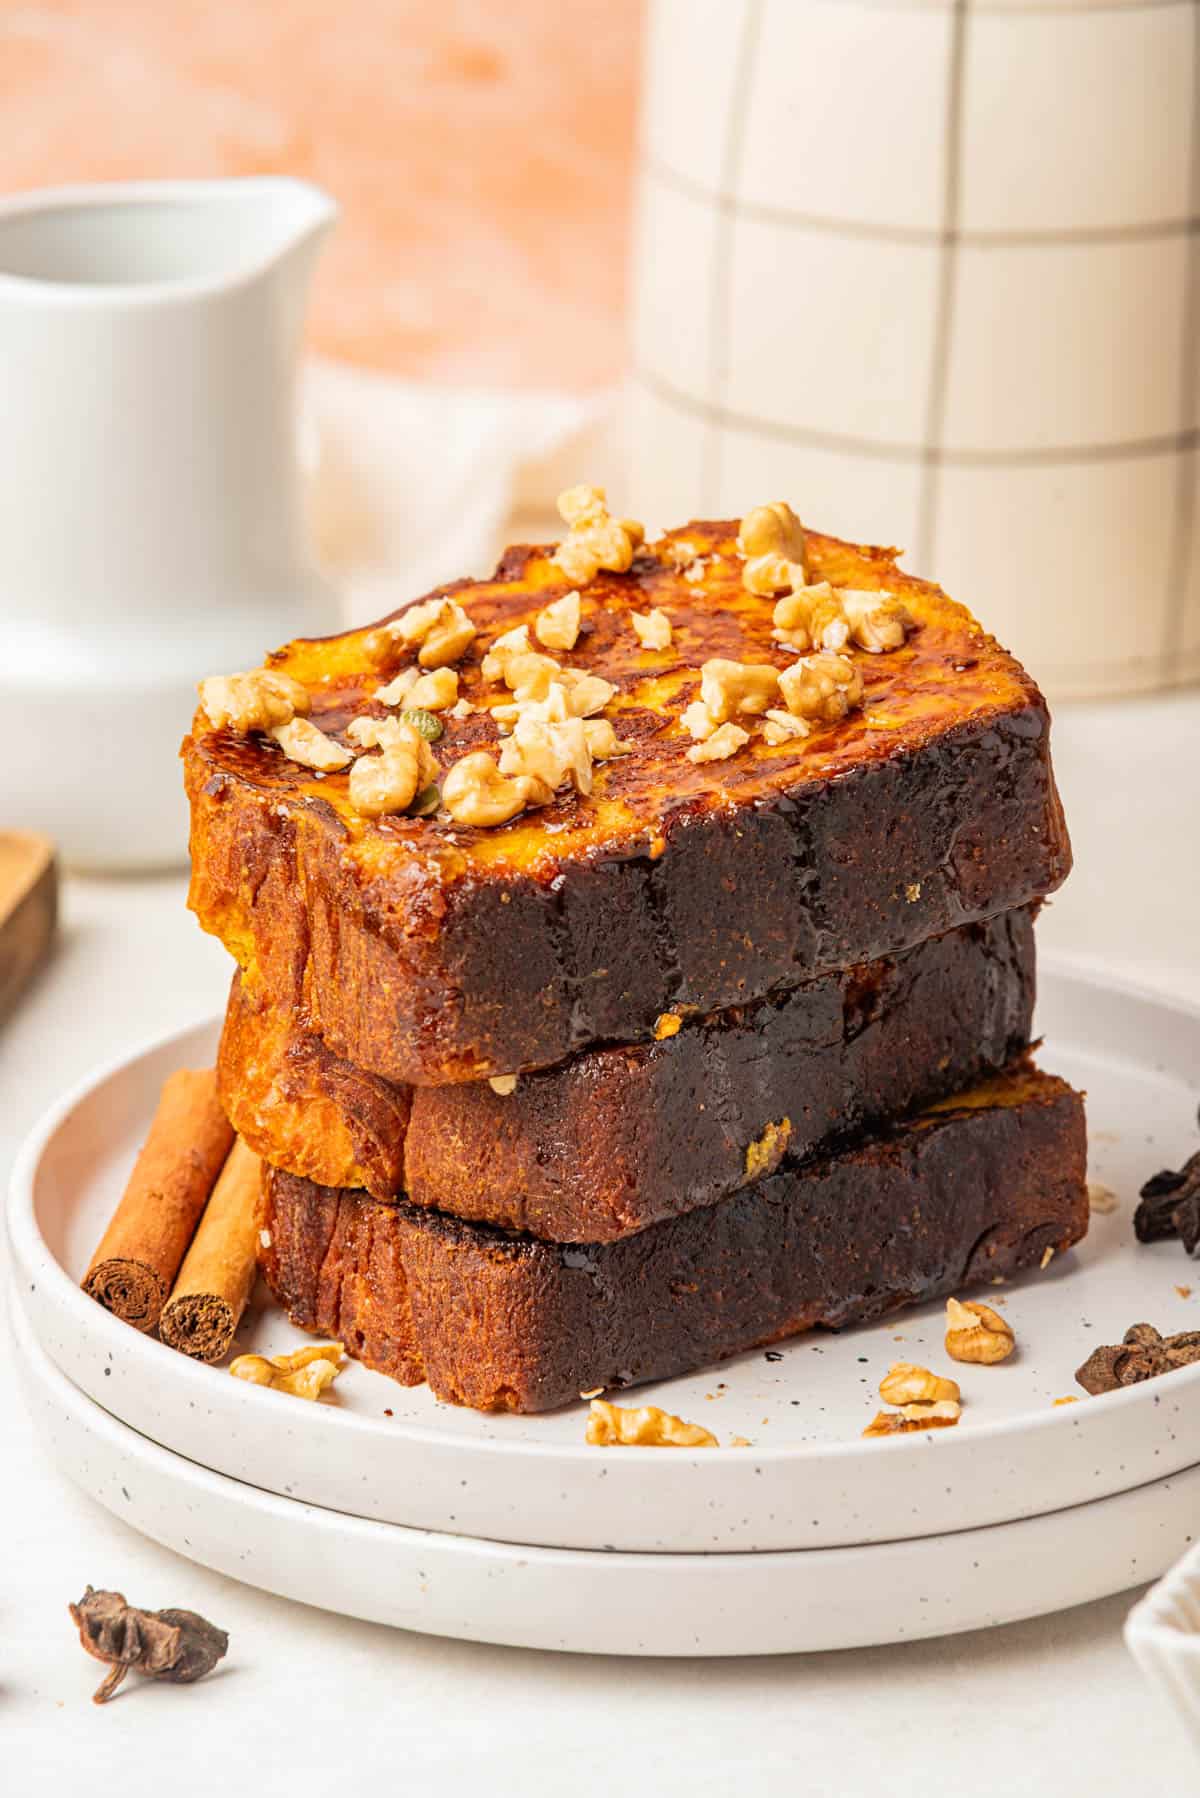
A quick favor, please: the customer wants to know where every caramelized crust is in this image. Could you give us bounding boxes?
[221,910,1037,1240]
[258,1062,1088,1412]
[186,522,1071,1083]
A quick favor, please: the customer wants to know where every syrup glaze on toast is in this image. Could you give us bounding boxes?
[186,522,1071,1083]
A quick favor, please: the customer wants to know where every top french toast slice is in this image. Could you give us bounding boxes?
[184,519,1071,1085]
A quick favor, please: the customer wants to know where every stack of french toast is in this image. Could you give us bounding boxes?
[183,491,1088,1412]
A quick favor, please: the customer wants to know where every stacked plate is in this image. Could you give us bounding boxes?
[9,963,1200,1657]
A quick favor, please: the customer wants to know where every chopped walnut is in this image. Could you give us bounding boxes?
[498,715,593,796]
[535,590,583,653]
[585,1399,718,1448]
[583,718,631,760]
[395,597,477,668]
[198,668,309,734]
[687,722,749,764]
[681,700,717,742]
[772,583,850,654]
[442,751,553,827]
[663,538,701,571]
[738,501,806,568]
[560,669,617,717]
[406,667,459,711]
[488,1074,518,1096]
[944,1297,1015,1365]
[879,1363,961,1406]
[557,483,610,529]
[742,550,804,600]
[762,708,811,746]
[744,1117,792,1182]
[270,717,353,773]
[495,670,616,730]
[699,658,780,722]
[347,715,401,751]
[631,608,673,651]
[481,623,533,684]
[738,502,808,601]
[498,651,563,703]
[662,543,710,584]
[230,1341,345,1401]
[863,1401,960,1437]
[348,752,420,819]
[375,665,420,707]
[778,652,864,724]
[839,588,914,654]
[552,485,644,586]
[347,717,438,817]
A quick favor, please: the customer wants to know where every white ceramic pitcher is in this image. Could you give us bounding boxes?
[0,178,341,869]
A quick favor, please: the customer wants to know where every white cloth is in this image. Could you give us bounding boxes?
[301,361,616,622]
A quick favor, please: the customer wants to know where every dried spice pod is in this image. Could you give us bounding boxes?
[69,1587,228,1703]
[1163,1330,1200,1368]
[1076,1323,1200,1396]
[1075,1344,1126,1396]
[1176,1191,1200,1257]
[1134,1150,1200,1249]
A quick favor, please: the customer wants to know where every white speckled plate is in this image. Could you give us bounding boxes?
[13,1291,1199,1657]
[8,962,1200,1555]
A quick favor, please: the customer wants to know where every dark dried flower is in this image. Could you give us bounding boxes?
[1135,1150,1200,1252]
[1176,1192,1200,1257]
[1076,1323,1200,1396]
[69,1587,228,1704]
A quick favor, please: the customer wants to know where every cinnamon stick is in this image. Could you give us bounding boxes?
[159,1139,262,1362]
[83,1069,234,1331]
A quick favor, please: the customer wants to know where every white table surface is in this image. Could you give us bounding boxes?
[3,692,1198,1794]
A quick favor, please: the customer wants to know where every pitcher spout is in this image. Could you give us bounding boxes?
[0,175,338,298]
[241,177,339,286]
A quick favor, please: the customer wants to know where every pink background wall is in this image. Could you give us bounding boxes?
[0,1,643,385]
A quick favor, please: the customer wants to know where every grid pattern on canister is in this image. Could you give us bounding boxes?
[628,0,1200,695]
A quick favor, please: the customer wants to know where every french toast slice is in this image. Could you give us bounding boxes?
[185,521,1071,1085]
[258,1061,1088,1413]
[220,909,1037,1240]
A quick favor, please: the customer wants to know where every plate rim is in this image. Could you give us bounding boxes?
[9,954,1200,1472]
[14,1285,1200,1656]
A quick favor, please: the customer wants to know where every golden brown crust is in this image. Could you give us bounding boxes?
[258,1062,1089,1412]
[186,522,1071,1083]
[220,910,1038,1240]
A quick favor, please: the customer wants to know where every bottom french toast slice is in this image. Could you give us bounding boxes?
[222,908,1037,1241]
[258,1061,1087,1412]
